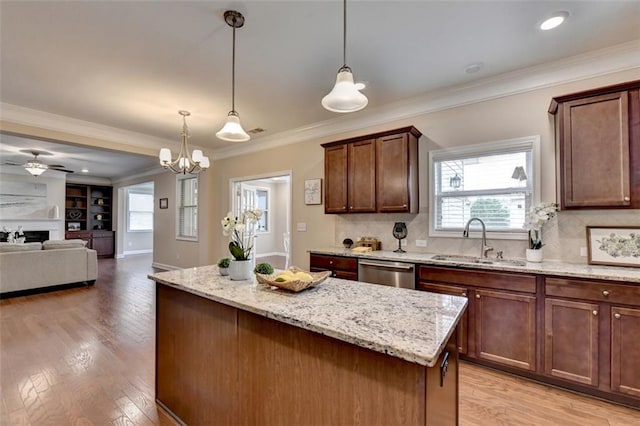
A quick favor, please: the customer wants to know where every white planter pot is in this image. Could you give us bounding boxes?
[525,248,543,263]
[219,267,229,276]
[229,259,252,281]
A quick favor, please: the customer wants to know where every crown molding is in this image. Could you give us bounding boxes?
[213,39,640,160]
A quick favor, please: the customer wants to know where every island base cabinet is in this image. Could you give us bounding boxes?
[156,284,459,426]
[611,306,640,397]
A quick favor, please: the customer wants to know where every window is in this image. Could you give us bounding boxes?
[256,189,268,232]
[429,136,540,239]
[177,176,198,240]
[127,190,153,232]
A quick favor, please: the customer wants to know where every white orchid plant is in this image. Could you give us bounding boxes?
[2,226,25,244]
[524,202,558,249]
[221,209,263,261]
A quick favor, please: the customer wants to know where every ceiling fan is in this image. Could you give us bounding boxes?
[4,150,74,176]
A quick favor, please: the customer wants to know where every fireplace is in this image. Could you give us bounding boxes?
[0,230,50,243]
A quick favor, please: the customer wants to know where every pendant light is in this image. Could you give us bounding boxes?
[159,111,210,174]
[322,0,368,113]
[216,10,250,142]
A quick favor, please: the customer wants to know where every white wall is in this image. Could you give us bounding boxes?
[0,167,66,239]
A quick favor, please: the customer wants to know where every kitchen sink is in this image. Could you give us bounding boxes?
[431,254,526,267]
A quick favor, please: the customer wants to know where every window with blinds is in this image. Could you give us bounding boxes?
[429,136,540,238]
[177,176,198,240]
[127,190,153,232]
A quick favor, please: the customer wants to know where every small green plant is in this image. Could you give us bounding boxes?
[253,262,274,275]
[217,257,231,268]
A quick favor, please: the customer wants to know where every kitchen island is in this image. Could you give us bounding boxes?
[148,265,467,426]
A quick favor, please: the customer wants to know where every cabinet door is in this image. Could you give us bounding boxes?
[544,298,599,386]
[560,91,630,208]
[347,139,376,213]
[611,306,640,397]
[376,133,415,213]
[475,289,536,371]
[92,234,114,257]
[417,282,469,355]
[324,144,348,214]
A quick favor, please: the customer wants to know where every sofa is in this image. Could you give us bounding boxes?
[0,240,98,296]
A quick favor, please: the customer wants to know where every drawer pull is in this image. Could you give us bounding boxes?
[475,294,481,299]
[623,196,630,202]
[329,260,333,265]
[461,292,467,297]
[602,290,610,297]
[592,310,598,316]
[614,313,621,319]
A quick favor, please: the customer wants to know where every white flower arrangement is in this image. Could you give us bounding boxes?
[221,209,263,260]
[2,225,25,244]
[524,202,558,249]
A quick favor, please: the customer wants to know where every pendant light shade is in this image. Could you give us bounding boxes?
[322,0,367,113]
[217,10,250,142]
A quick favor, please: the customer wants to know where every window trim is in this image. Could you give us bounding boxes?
[254,187,270,234]
[176,175,198,242]
[428,135,541,240]
[126,189,154,233]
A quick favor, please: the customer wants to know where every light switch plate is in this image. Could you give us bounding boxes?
[580,247,587,257]
[415,240,427,247]
[297,223,307,232]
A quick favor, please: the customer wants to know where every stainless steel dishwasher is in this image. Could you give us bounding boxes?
[358,259,415,289]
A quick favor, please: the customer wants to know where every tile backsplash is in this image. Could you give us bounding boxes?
[335,210,640,264]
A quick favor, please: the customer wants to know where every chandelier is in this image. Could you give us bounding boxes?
[24,157,48,176]
[159,111,210,174]
[321,0,368,113]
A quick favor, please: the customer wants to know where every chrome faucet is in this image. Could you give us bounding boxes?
[463,217,494,258]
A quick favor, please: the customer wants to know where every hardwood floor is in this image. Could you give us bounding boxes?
[1,254,638,425]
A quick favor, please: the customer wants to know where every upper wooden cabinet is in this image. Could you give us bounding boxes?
[549,80,640,209]
[322,126,421,214]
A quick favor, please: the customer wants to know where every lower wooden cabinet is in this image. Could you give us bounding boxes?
[418,266,537,371]
[309,254,357,281]
[544,298,600,386]
[610,306,640,397]
[475,289,536,371]
[66,230,115,258]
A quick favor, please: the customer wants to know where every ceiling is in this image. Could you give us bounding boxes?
[1,1,639,179]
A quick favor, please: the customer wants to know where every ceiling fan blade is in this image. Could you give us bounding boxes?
[48,166,74,173]
[3,160,22,165]
[47,164,66,168]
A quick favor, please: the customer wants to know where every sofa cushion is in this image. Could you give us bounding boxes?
[0,242,42,252]
[42,239,87,250]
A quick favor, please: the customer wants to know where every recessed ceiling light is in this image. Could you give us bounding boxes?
[540,11,569,31]
[81,168,89,173]
[464,62,484,74]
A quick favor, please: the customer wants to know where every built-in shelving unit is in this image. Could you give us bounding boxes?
[65,184,115,257]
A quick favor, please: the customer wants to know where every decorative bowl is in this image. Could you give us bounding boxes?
[256,266,331,292]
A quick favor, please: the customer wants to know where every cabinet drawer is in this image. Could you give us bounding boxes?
[419,266,536,294]
[417,281,468,297]
[545,277,640,305]
[309,254,357,272]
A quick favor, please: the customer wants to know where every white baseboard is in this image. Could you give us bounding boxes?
[151,262,180,271]
[122,249,153,256]
[256,252,287,258]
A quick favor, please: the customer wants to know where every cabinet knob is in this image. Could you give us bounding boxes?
[623,196,630,202]
[592,310,598,316]
[403,204,407,208]
[342,206,346,210]
[614,313,621,319]
[350,206,353,209]
[332,272,336,277]
[461,292,467,297]
[602,290,610,297]
[329,260,333,265]
[475,294,481,299]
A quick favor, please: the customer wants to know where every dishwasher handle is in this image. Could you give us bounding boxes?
[359,260,414,271]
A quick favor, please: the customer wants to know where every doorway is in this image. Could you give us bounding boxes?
[117,181,154,258]
[230,172,291,270]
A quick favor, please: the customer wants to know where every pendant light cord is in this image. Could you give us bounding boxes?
[342,0,347,67]
[232,16,236,113]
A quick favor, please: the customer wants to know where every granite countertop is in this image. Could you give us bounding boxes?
[310,248,640,284]
[148,265,467,367]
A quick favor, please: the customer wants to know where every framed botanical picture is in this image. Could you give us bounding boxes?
[159,198,168,209]
[304,178,322,205]
[587,226,640,268]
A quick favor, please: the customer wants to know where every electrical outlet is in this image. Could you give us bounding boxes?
[580,247,587,257]
[297,223,307,232]
[415,240,427,248]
